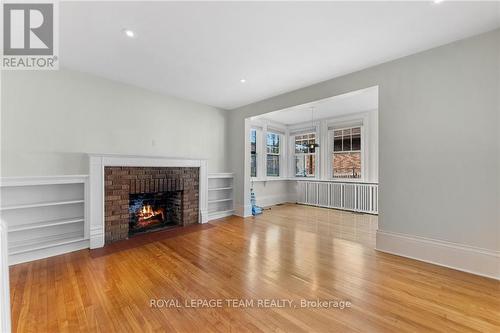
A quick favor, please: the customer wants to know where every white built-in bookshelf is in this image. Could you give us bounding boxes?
[1,171,232,265]
[207,173,234,221]
[0,176,89,265]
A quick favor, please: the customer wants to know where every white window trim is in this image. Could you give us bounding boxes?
[250,126,264,181]
[327,124,366,182]
[249,128,260,179]
[265,130,284,179]
[288,121,321,180]
[290,131,319,179]
[248,111,374,183]
[249,119,288,182]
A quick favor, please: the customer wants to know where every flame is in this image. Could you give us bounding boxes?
[141,204,154,216]
[136,204,166,228]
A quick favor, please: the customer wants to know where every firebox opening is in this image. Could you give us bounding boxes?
[128,190,183,236]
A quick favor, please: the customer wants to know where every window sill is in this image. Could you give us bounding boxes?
[288,177,321,182]
[251,177,377,184]
[289,178,377,185]
[251,177,288,182]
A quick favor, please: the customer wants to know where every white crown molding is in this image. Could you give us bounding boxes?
[376,230,500,280]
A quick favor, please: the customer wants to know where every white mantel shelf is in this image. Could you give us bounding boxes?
[88,154,208,249]
[88,153,207,159]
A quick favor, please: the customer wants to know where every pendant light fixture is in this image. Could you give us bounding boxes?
[308,106,320,151]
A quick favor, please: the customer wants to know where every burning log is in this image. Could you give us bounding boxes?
[137,205,166,225]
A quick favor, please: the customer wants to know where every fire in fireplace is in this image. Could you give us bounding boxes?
[128,183,184,236]
[137,204,165,226]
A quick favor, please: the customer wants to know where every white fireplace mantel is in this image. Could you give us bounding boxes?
[88,154,208,249]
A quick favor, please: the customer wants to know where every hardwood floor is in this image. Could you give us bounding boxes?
[9,204,500,332]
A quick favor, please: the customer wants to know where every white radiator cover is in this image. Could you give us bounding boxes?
[296,180,378,214]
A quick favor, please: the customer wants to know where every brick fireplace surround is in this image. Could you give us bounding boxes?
[88,155,208,249]
[104,167,199,243]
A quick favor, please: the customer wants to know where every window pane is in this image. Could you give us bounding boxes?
[306,155,315,177]
[294,135,300,153]
[331,127,362,178]
[342,135,351,151]
[250,129,256,153]
[295,133,316,153]
[295,133,315,177]
[250,129,257,177]
[352,133,361,151]
[266,133,280,154]
[295,136,307,153]
[334,137,342,151]
[267,155,280,177]
[305,134,316,153]
[295,155,305,177]
[332,152,361,179]
[251,155,257,177]
[296,155,315,177]
[301,140,308,152]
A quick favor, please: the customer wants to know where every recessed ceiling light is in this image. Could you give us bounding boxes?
[123,29,136,38]
[433,0,444,4]
[240,79,246,83]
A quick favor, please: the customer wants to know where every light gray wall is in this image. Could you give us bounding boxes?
[229,29,500,251]
[252,180,296,208]
[1,69,229,175]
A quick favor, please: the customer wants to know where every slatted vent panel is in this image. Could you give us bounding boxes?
[296,181,378,214]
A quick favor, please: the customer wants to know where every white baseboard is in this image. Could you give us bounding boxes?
[234,193,295,218]
[9,239,90,266]
[90,226,104,249]
[256,193,295,208]
[200,209,209,224]
[234,204,252,218]
[207,210,234,221]
[376,230,500,280]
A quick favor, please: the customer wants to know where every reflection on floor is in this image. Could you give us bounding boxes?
[257,203,378,248]
[9,204,499,332]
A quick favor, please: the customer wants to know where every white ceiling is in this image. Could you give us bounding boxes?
[60,1,500,110]
[255,86,378,125]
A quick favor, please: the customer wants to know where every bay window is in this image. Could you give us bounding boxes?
[332,126,362,179]
[248,114,371,182]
